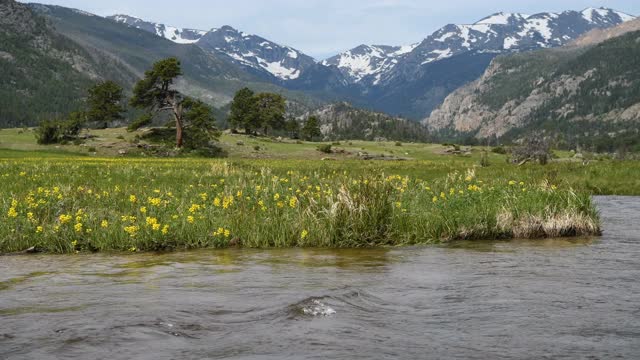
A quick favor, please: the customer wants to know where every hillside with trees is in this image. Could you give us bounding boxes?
[0,0,137,127]
[303,103,432,142]
[425,21,640,152]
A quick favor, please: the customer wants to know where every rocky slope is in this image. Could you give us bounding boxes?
[424,21,640,151]
[302,103,431,142]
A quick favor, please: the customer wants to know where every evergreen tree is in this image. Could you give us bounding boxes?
[86,80,124,128]
[254,93,286,135]
[229,87,257,134]
[181,97,220,150]
[302,116,322,141]
[130,58,187,148]
[285,117,301,139]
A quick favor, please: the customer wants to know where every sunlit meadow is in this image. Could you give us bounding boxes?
[0,156,601,254]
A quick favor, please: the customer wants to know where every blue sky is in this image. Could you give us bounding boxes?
[23,0,640,59]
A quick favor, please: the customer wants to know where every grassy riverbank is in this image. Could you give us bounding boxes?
[0,156,601,254]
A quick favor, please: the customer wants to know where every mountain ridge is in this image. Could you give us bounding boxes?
[423,20,640,151]
[107,15,317,82]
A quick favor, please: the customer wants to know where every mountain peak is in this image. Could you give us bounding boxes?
[107,14,206,44]
[580,7,636,23]
[475,12,528,25]
[219,25,238,32]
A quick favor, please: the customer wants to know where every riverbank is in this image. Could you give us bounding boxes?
[0,157,600,254]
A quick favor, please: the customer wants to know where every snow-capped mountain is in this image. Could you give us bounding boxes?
[327,7,635,86]
[103,8,635,120]
[108,14,206,44]
[196,25,316,81]
[321,44,417,84]
[108,15,316,81]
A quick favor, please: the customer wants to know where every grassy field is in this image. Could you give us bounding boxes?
[0,127,636,254]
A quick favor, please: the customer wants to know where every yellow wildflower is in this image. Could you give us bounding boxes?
[59,214,72,224]
[148,197,162,206]
[124,225,139,237]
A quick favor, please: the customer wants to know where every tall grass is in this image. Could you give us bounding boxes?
[0,158,601,254]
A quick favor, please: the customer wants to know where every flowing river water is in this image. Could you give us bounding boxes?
[1,196,639,359]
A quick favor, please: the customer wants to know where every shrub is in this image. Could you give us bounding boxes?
[492,146,507,155]
[480,151,490,167]
[512,137,552,165]
[317,144,333,154]
[127,113,153,132]
[35,120,61,145]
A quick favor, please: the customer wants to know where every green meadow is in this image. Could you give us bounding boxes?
[0,127,637,254]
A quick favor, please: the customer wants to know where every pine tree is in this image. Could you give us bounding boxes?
[86,80,124,128]
[130,58,187,148]
[302,116,322,141]
[254,93,286,136]
[229,88,257,134]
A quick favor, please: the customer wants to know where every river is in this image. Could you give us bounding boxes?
[1,196,639,359]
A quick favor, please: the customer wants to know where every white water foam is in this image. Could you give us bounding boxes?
[302,299,336,317]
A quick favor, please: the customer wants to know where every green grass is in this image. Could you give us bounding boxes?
[0,128,636,254]
[0,156,601,254]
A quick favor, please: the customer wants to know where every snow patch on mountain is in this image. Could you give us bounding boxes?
[259,59,300,80]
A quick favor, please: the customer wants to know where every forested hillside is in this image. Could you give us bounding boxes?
[0,0,137,126]
[304,103,432,142]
